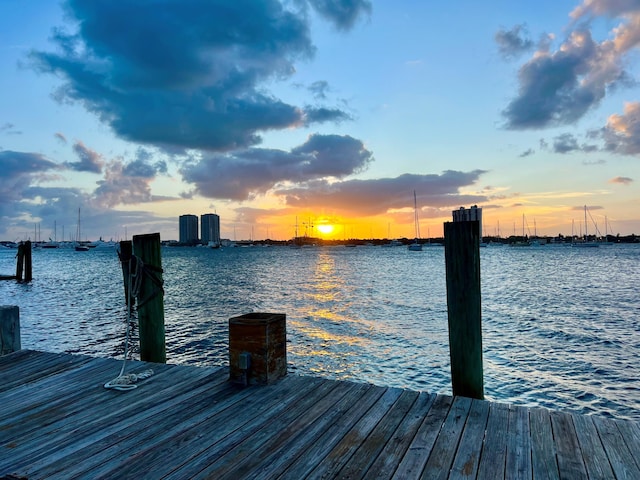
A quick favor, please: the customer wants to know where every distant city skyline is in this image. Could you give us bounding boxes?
[1,1,639,242]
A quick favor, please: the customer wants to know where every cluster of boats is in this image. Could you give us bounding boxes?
[0,239,118,250]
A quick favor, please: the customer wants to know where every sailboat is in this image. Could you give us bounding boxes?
[572,205,599,248]
[75,208,89,251]
[407,191,422,251]
[510,214,530,247]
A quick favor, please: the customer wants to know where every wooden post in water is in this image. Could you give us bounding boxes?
[119,240,135,312]
[24,240,32,283]
[444,206,484,399]
[0,305,21,356]
[132,233,166,363]
[15,243,24,281]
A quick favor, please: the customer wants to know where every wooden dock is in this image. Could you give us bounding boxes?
[1,350,638,479]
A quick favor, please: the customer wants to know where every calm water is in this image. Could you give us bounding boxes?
[1,243,639,420]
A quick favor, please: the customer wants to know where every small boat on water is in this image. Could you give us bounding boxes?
[75,208,90,251]
[572,205,600,248]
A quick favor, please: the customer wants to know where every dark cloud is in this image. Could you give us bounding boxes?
[180,133,373,200]
[538,133,600,154]
[308,80,330,99]
[0,150,62,223]
[95,151,172,208]
[122,149,168,178]
[495,24,534,60]
[304,106,353,124]
[502,18,637,130]
[609,176,633,184]
[65,141,104,173]
[601,102,640,155]
[29,0,365,152]
[519,148,535,158]
[54,132,67,144]
[503,30,603,129]
[276,170,488,216]
[308,0,372,31]
[553,133,580,153]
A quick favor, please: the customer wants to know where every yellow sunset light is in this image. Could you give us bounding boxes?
[316,224,334,235]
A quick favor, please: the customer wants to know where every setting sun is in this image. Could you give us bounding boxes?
[316,224,334,235]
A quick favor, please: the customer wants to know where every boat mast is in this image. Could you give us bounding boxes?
[414,191,421,239]
[584,205,588,241]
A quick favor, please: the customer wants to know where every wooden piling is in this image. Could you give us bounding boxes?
[132,233,166,363]
[119,240,135,311]
[0,305,21,355]
[16,243,24,281]
[24,240,32,283]
[444,219,484,399]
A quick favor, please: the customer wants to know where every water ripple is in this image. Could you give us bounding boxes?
[1,244,638,420]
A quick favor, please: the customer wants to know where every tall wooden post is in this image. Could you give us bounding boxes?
[15,243,24,281]
[444,208,484,399]
[132,233,166,363]
[24,240,32,283]
[0,305,21,356]
[119,240,135,312]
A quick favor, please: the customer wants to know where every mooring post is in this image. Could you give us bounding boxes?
[0,305,21,356]
[132,233,166,363]
[119,240,135,312]
[24,240,32,283]
[15,243,24,281]
[444,206,484,399]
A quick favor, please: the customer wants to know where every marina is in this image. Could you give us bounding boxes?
[1,349,639,479]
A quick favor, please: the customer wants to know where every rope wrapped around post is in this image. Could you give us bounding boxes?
[105,252,161,391]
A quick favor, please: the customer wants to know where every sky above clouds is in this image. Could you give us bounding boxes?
[1,0,639,241]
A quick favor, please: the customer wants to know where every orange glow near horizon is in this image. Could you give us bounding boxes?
[215,201,637,242]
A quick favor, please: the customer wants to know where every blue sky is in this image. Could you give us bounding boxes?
[1,0,639,242]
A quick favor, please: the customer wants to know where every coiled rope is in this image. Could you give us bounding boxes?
[104,251,154,391]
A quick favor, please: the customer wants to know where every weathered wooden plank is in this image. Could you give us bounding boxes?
[0,355,116,424]
[199,380,361,479]
[366,391,437,479]
[277,382,387,479]
[593,415,640,479]
[36,376,254,478]
[476,401,509,480]
[505,404,532,480]
[550,410,588,479]
[335,389,420,480]
[572,413,616,480]
[251,382,374,478]
[0,347,35,370]
[304,387,404,479]
[614,419,640,471]
[3,363,224,472]
[392,394,453,479]
[419,395,473,480]
[2,352,640,480]
[126,376,326,480]
[0,350,90,392]
[0,359,181,444]
[449,398,490,479]
[530,407,560,480]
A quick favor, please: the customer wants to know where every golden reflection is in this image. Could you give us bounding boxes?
[288,251,373,363]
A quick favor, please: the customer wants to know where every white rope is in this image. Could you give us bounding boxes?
[105,253,154,391]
